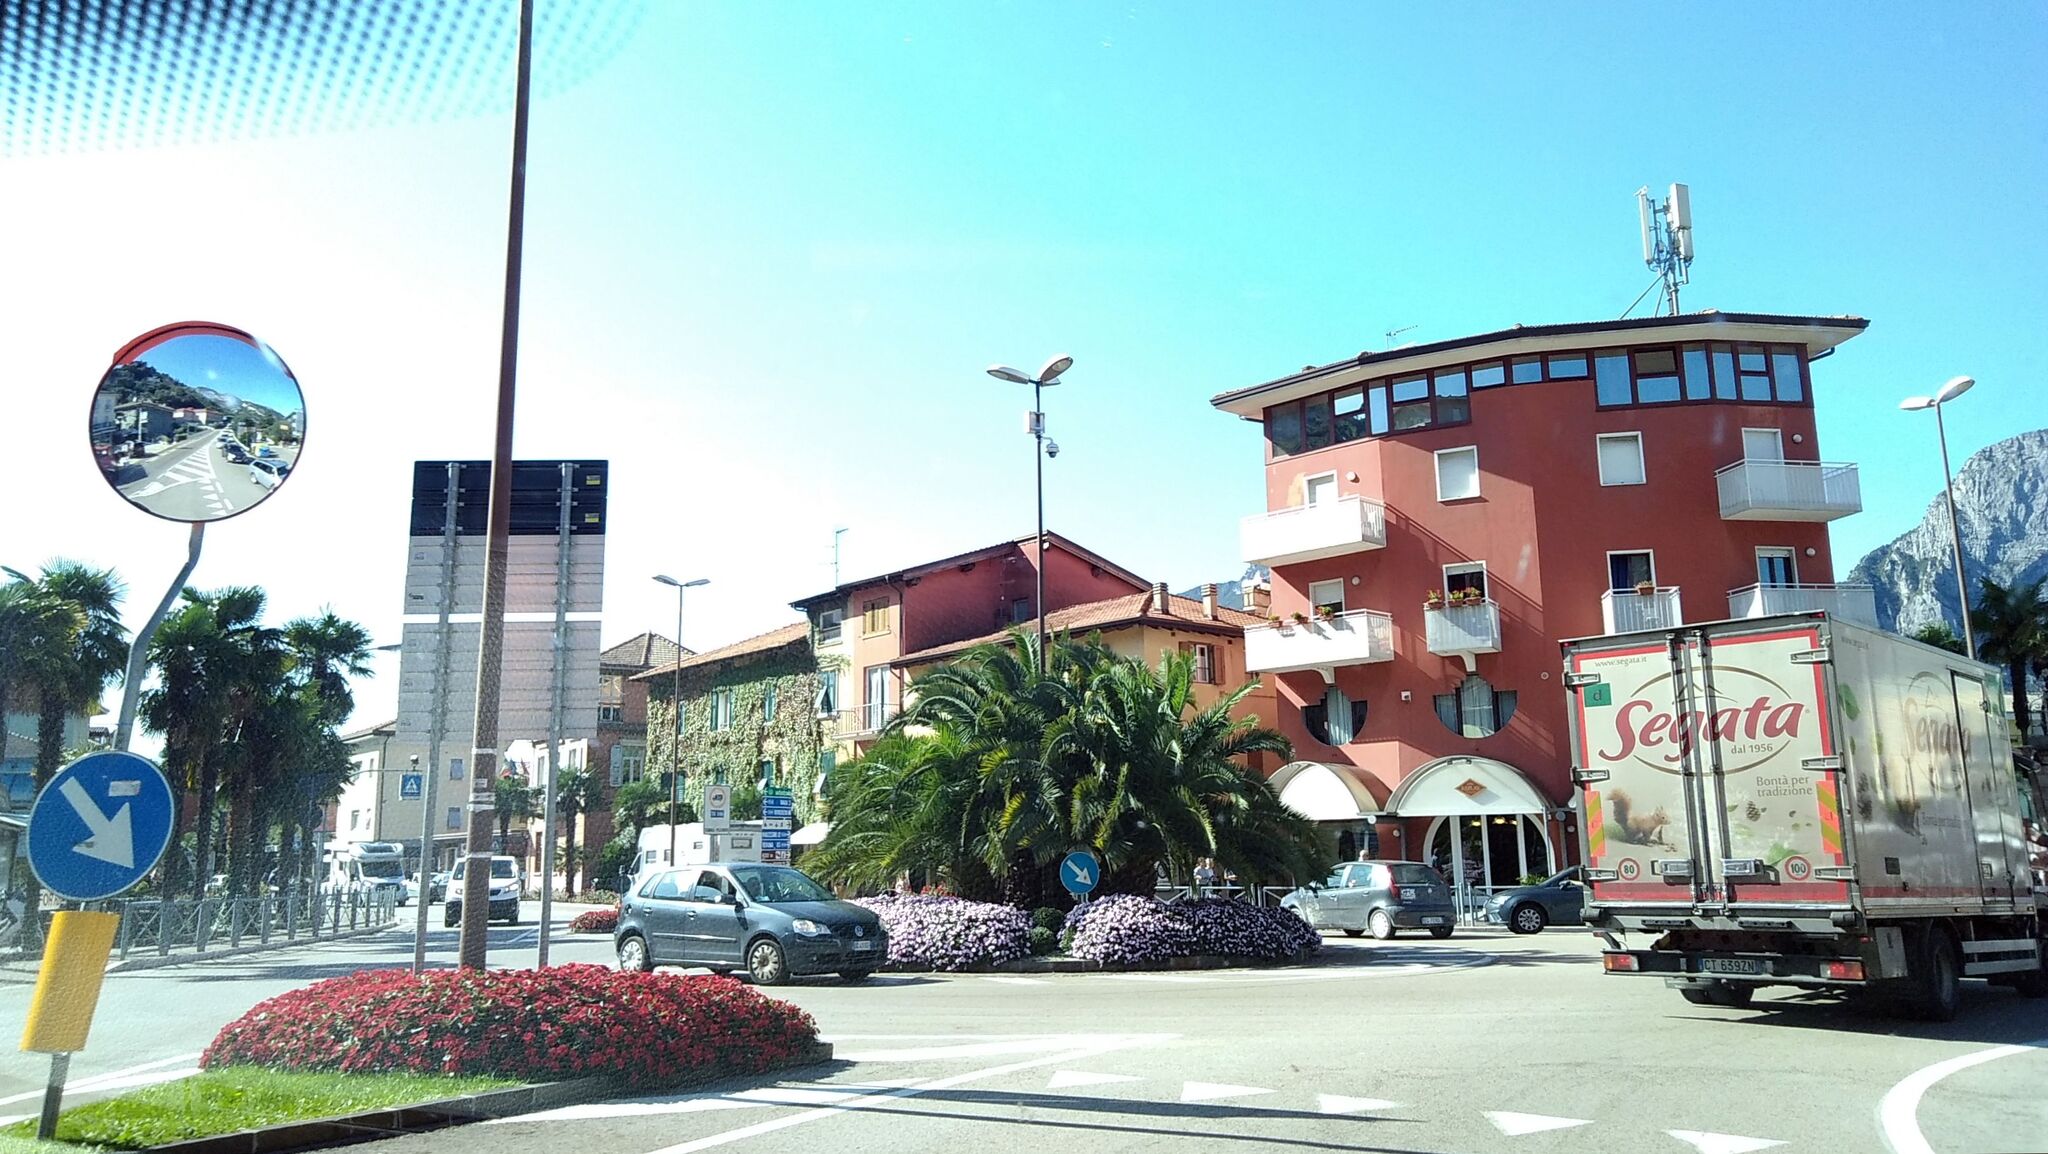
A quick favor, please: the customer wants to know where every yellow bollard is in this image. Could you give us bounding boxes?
[20,910,121,1139]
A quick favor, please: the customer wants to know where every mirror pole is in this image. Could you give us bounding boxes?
[115,520,205,751]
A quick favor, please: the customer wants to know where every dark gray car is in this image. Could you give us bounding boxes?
[1484,866,1585,933]
[1282,860,1456,939]
[615,863,887,985]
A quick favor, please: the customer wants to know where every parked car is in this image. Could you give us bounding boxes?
[444,856,522,925]
[1484,866,1585,934]
[615,862,887,985]
[248,457,287,488]
[257,445,278,458]
[404,871,448,904]
[1281,860,1456,940]
[221,443,250,464]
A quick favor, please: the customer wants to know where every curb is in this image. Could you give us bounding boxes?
[884,950,1318,975]
[104,922,398,975]
[145,1043,835,1154]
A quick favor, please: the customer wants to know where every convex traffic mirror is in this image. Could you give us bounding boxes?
[89,322,305,523]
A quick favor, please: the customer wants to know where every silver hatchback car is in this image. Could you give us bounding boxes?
[1282,860,1457,939]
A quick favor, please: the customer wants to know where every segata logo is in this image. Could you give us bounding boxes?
[1597,665,1808,774]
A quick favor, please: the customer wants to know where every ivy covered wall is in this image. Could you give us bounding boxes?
[644,638,830,824]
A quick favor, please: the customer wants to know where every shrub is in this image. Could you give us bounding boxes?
[854,894,1030,971]
[567,908,618,934]
[1062,895,1318,964]
[1027,926,1057,955]
[1031,906,1066,933]
[203,965,818,1088]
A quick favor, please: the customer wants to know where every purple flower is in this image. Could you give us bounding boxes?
[1063,895,1318,964]
[854,894,1031,971]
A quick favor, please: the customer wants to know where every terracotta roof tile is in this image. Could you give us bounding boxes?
[633,621,810,681]
[600,632,688,670]
[895,591,1260,666]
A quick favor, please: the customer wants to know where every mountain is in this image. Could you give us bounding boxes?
[1847,429,2048,634]
[1176,564,1271,612]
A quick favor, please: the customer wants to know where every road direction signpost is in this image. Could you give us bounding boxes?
[761,787,794,865]
[22,752,177,1137]
[1061,849,1101,898]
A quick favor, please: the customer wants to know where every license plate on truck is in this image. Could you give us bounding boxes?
[1700,957,1762,975]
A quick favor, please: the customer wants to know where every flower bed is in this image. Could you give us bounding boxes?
[567,908,618,934]
[1063,895,1317,964]
[853,894,1030,971]
[203,965,818,1088]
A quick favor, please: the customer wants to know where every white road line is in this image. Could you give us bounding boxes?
[1877,1036,2047,1154]
[983,975,1049,986]
[637,1034,1176,1154]
[0,1053,204,1107]
[835,1037,1112,1063]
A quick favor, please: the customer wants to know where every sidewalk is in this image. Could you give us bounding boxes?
[0,919,400,984]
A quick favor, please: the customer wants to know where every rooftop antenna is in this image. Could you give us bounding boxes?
[1636,183,1694,316]
[1384,324,1418,350]
[832,526,848,586]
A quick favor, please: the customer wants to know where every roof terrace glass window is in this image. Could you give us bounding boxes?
[1547,353,1589,379]
[1737,345,1773,401]
[1303,393,1333,451]
[1511,356,1544,384]
[1268,401,1302,457]
[1594,350,1631,406]
[1771,346,1805,402]
[1433,368,1470,424]
[1470,361,1506,388]
[1333,387,1370,443]
[1368,385,1389,435]
[1710,345,1737,400]
[1391,374,1432,431]
[1633,348,1681,403]
[1681,344,1712,400]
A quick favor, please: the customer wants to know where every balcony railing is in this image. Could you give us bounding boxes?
[1715,459,1862,522]
[1243,608,1395,680]
[1240,495,1388,568]
[1601,587,1684,633]
[1727,583,1879,628]
[1425,599,1501,658]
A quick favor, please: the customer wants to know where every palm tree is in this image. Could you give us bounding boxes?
[1971,577,2046,738]
[610,777,671,845]
[0,579,83,748]
[3,563,127,948]
[1910,623,1967,656]
[494,772,537,851]
[552,764,609,894]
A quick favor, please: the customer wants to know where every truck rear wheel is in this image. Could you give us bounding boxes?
[1909,930,1962,1022]
[2006,940,2047,1000]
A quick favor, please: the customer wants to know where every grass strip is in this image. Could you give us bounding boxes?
[2,1067,516,1151]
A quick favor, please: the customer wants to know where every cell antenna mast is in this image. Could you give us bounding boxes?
[1636,183,1695,315]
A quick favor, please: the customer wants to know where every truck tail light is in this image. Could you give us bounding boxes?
[1603,953,1639,973]
[1823,959,1865,981]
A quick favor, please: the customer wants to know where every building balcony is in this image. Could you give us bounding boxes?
[1727,583,1879,628]
[1715,460,1862,522]
[1424,599,1501,666]
[1244,609,1395,682]
[826,704,897,739]
[1601,587,1684,634]
[1240,495,1388,568]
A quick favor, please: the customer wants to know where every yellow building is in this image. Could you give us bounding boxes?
[893,582,1281,772]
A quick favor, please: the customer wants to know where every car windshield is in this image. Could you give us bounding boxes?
[727,866,833,903]
[490,860,519,880]
[359,860,402,879]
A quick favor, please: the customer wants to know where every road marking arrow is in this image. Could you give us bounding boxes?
[1317,1094,1400,1115]
[1666,1131,1785,1154]
[1181,1082,1273,1103]
[1485,1111,1592,1136]
[60,778,135,868]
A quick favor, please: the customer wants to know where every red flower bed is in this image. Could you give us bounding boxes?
[568,908,618,934]
[202,965,818,1088]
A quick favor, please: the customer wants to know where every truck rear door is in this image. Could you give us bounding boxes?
[1571,618,1851,908]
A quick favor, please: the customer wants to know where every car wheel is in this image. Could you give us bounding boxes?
[617,934,652,973]
[747,937,789,985]
[1510,904,1548,935]
[1340,929,1365,938]
[1368,909,1397,940]
[1428,925,1454,940]
[839,970,874,983]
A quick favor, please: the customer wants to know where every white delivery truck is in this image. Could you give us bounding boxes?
[622,823,763,892]
[1564,612,2046,1020]
[322,840,409,904]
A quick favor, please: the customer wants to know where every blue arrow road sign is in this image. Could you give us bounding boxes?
[1060,850,1101,897]
[400,773,424,801]
[27,751,176,903]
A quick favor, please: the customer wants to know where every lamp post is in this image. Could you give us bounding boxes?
[653,575,708,867]
[985,354,1073,671]
[1899,375,1977,660]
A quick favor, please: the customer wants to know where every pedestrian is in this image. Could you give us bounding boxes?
[1193,858,1216,894]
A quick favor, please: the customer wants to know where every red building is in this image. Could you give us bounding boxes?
[1212,312,1871,894]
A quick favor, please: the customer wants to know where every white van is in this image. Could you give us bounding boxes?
[443,855,524,926]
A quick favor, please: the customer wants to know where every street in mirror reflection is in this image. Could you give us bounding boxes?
[89,323,304,524]
[6,3,2048,1154]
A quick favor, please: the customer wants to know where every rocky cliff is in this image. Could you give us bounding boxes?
[1847,428,2048,634]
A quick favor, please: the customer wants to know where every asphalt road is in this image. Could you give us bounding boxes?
[111,428,290,520]
[2,916,2043,1153]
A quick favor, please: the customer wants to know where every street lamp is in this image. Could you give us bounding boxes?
[652,574,708,866]
[985,353,1073,671]
[1899,375,1977,660]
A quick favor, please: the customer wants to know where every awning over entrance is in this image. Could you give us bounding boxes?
[790,822,831,847]
[1383,756,1553,817]
[1269,761,1385,822]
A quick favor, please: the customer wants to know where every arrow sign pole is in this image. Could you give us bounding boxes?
[58,780,134,869]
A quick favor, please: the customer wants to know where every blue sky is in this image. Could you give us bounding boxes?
[137,335,305,417]
[7,3,2045,733]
